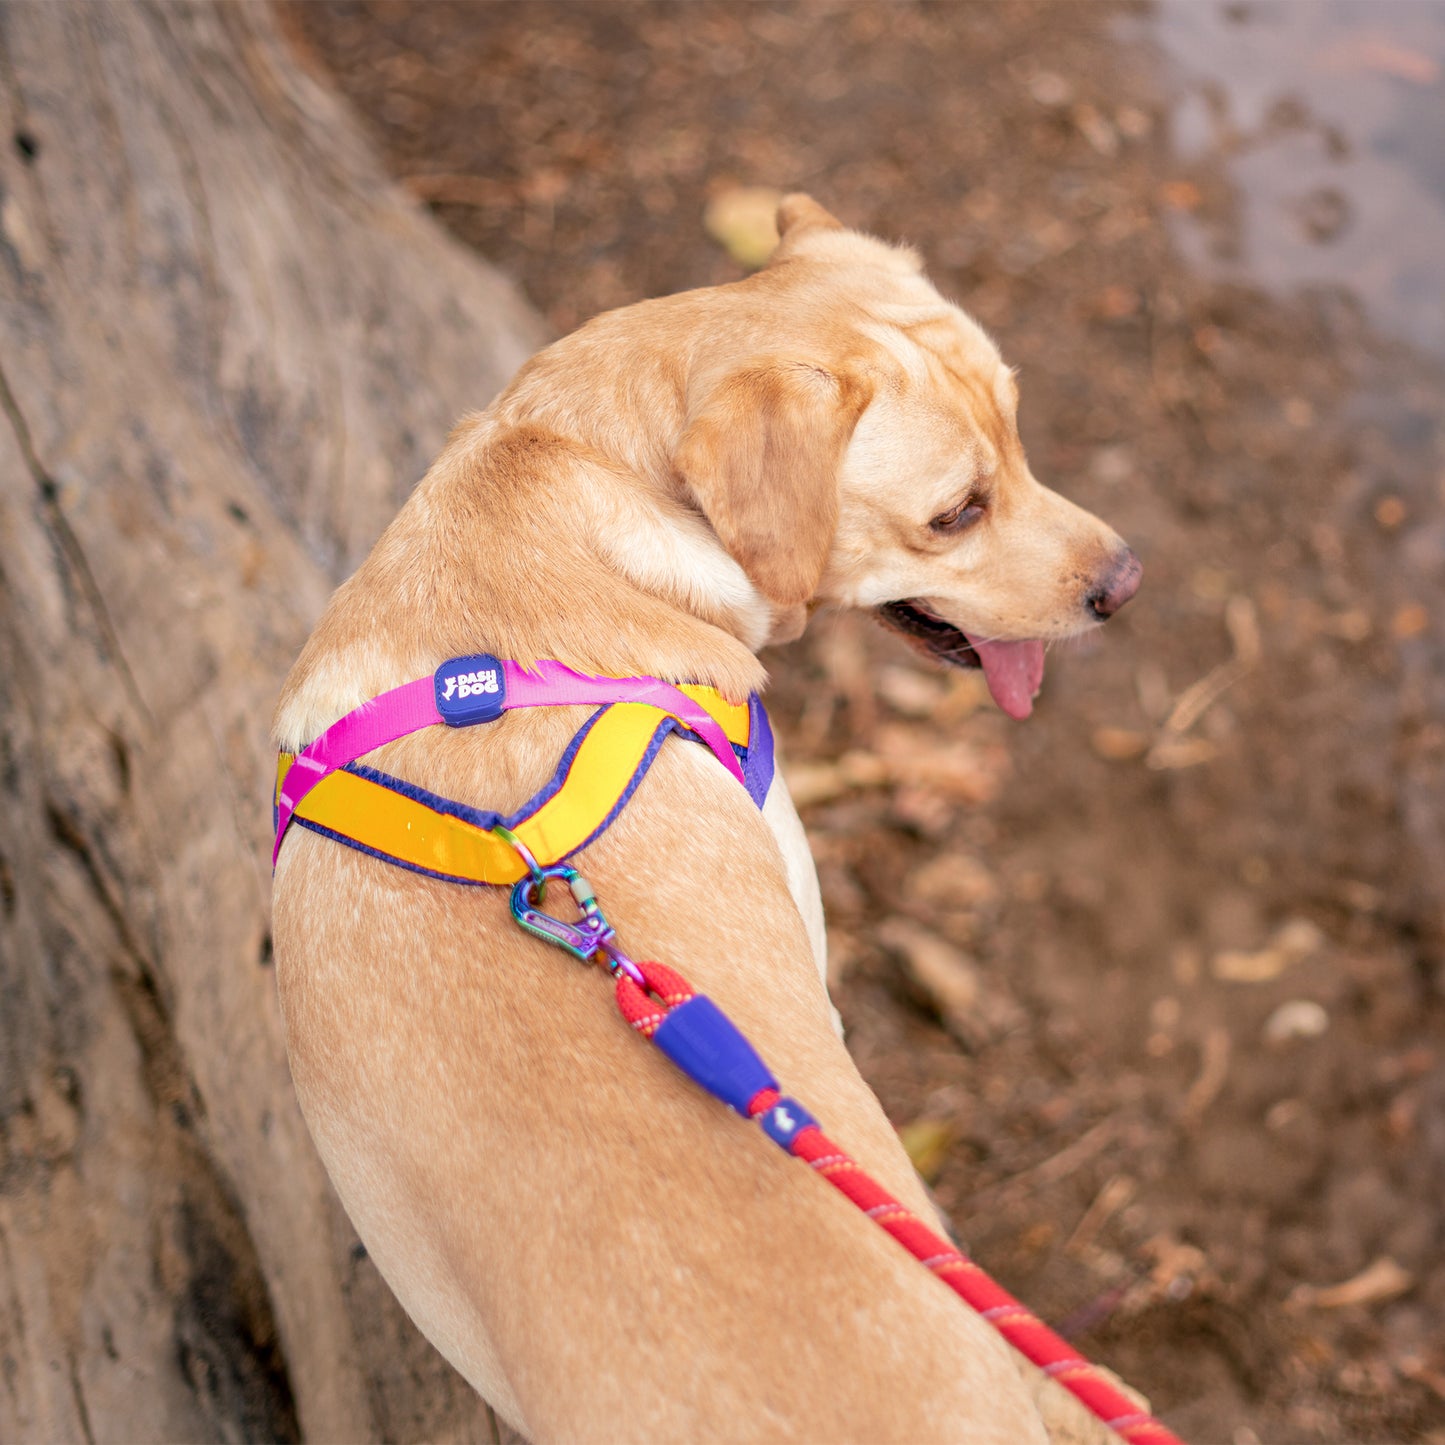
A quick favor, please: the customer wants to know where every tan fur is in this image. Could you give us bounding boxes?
[273,197,1135,1443]
[675,357,871,608]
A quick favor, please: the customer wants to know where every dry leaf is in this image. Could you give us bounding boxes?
[402,171,508,208]
[1317,36,1441,86]
[879,917,1022,1048]
[1092,726,1150,761]
[906,852,999,910]
[1291,1256,1414,1311]
[1066,1174,1137,1256]
[877,725,1003,802]
[1324,609,1372,642]
[1273,918,1325,958]
[1163,661,1246,736]
[703,185,783,268]
[882,917,977,1024]
[1027,70,1073,107]
[1181,1026,1231,1126]
[1225,595,1261,666]
[1146,737,1218,770]
[898,1117,954,1183]
[1337,879,1383,912]
[1212,917,1323,983]
[1391,603,1429,640]
[1116,105,1152,139]
[1073,102,1119,157]
[876,665,945,718]
[783,751,888,807]
[1212,947,1290,983]
[1159,179,1202,211]
[935,670,991,722]
[1374,495,1406,529]
[1144,1233,1209,1291]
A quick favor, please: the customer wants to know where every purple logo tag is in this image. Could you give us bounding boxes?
[760,1095,818,1150]
[435,654,506,726]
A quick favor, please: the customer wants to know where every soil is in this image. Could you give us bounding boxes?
[283,5,1445,1441]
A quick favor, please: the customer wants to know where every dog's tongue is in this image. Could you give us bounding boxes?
[964,635,1045,719]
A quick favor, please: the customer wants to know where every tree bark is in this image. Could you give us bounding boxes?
[0,2,542,1440]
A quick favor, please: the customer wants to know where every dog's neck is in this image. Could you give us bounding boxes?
[273,414,774,751]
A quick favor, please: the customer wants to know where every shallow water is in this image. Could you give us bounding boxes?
[1145,0,1445,906]
[1145,0,1445,358]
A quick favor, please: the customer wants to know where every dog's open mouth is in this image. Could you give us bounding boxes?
[876,601,1045,720]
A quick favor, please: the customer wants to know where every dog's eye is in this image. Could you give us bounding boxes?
[930,500,983,534]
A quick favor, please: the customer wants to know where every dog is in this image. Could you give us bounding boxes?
[272,195,1141,1444]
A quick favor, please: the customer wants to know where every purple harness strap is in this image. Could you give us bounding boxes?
[274,658,747,866]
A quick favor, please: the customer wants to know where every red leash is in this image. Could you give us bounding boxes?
[509,859,1186,1445]
[616,958,1183,1445]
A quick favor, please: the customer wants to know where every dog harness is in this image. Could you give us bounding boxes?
[273,654,773,878]
[271,651,1183,1445]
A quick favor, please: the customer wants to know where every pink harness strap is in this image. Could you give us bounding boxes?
[274,659,745,866]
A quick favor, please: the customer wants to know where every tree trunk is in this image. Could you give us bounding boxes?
[0,2,542,1440]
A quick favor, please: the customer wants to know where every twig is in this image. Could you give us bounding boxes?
[1180,1027,1231,1128]
[965,1117,1120,1210]
[402,172,509,207]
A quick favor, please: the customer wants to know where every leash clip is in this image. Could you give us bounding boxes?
[495,827,648,986]
[509,863,615,963]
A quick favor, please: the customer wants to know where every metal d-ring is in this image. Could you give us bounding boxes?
[492,824,543,886]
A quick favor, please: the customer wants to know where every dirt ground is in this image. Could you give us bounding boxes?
[284,4,1445,1441]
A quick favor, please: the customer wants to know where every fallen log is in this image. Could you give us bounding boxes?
[0,3,540,1439]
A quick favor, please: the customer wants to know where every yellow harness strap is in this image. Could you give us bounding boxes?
[275,686,752,886]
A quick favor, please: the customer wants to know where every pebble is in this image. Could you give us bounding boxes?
[1264,999,1330,1043]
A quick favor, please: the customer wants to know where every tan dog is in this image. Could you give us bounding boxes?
[273,196,1140,1444]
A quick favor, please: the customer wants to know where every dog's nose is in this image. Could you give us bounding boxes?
[1086,548,1142,620]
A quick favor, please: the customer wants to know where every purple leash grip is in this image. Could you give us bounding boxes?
[651,995,779,1117]
[757,1096,819,1151]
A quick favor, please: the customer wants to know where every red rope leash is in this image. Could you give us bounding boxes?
[502,858,1185,1444]
[615,956,1185,1445]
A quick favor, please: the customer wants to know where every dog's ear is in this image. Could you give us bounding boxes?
[674,359,870,608]
[776,193,845,239]
[772,192,923,275]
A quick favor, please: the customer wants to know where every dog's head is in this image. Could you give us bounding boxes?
[673,194,1140,718]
